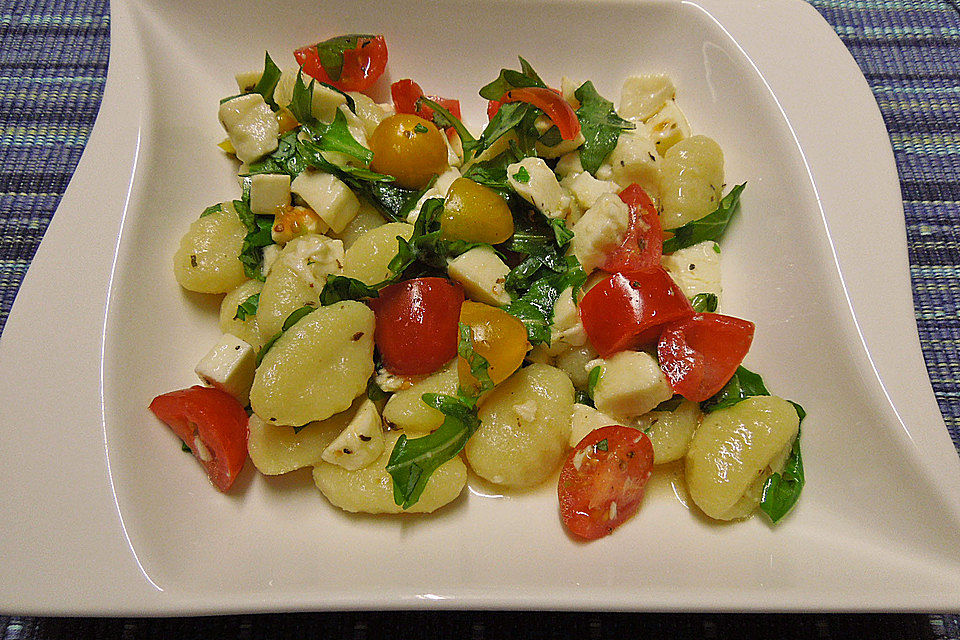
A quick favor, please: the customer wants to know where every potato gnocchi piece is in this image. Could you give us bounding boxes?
[330,201,387,250]
[247,397,364,475]
[313,431,467,514]
[659,135,725,230]
[173,204,247,294]
[639,398,702,464]
[381,359,459,435]
[219,279,264,349]
[466,363,574,487]
[342,222,414,285]
[618,74,676,122]
[250,300,375,427]
[685,395,800,520]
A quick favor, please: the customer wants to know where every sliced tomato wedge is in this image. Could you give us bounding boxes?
[368,277,465,375]
[559,425,654,540]
[486,99,501,121]
[579,269,694,358]
[149,386,249,492]
[601,184,662,276]
[500,87,581,140]
[391,78,462,124]
[657,313,755,402]
[294,34,387,93]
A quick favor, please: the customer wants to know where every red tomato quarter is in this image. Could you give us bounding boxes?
[601,184,662,276]
[500,87,581,140]
[559,425,654,540]
[148,386,249,492]
[579,269,694,357]
[657,313,755,402]
[391,79,462,124]
[368,277,465,375]
[294,34,387,93]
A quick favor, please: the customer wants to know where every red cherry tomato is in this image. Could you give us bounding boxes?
[579,269,694,358]
[368,277,465,375]
[559,425,654,540]
[486,99,501,121]
[294,34,388,93]
[657,313,755,402]
[500,87,581,140]
[601,184,662,276]
[391,79,462,124]
[149,386,249,492]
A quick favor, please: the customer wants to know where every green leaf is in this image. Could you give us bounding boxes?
[662,183,746,254]
[200,203,223,218]
[587,365,602,399]
[512,166,530,183]
[575,390,593,406]
[760,425,805,523]
[315,34,373,82]
[301,109,373,165]
[574,81,635,174]
[234,199,274,282]
[654,396,683,412]
[461,146,521,194]
[367,376,389,402]
[457,322,494,397]
[691,292,719,313]
[549,218,574,248]
[234,292,260,321]
[319,275,382,306]
[701,365,770,413]
[256,305,316,366]
[472,101,536,160]
[418,97,477,154]
[478,57,546,101]
[505,255,586,345]
[288,69,317,126]
[252,51,282,110]
[181,441,192,453]
[596,438,609,452]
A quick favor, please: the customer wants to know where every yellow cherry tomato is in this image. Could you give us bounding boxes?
[458,301,529,391]
[369,114,448,189]
[441,177,514,244]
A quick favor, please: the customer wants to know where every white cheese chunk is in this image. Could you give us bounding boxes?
[375,368,419,393]
[546,285,587,355]
[446,246,511,307]
[644,99,692,155]
[661,240,722,302]
[195,334,257,405]
[618,74,676,122]
[278,233,344,290]
[570,403,627,447]
[593,350,673,420]
[507,157,572,219]
[290,170,360,233]
[568,193,630,273]
[310,83,348,124]
[218,94,279,163]
[607,130,661,198]
[407,167,461,224]
[560,171,621,210]
[555,151,583,178]
[261,243,282,278]
[320,105,371,168]
[249,174,292,215]
[321,399,385,470]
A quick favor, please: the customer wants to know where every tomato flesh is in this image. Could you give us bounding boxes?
[368,277,465,375]
[294,35,388,93]
[601,184,662,276]
[657,313,755,402]
[579,269,694,357]
[391,78,462,124]
[149,386,249,492]
[500,87,581,140]
[559,425,654,539]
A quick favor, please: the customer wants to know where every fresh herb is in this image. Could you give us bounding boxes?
[512,166,531,183]
[234,292,260,321]
[661,183,746,254]
[574,81,634,174]
[654,396,683,412]
[549,218,574,248]
[314,34,373,82]
[234,199,274,282]
[474,100,537,160]
[288,69,317,126]
[388,198,482,275]
[506,255,586,345]
[457,322,494,394]
[252,51,282,110]
[691,292,719,313]
[200,203,223,218]
[478,56,546,101]
[760,426,805,523]
[413,123,428,133]
[701,365,770,413]
[300,109,373,165]
[596,438,609,452]
[575,390,593,406]
[181,441,192,453]
[417,96,478,156]
[366,376,389,402]
[587,365,602,399]
[255,304,316,366]
[461,145,522,196]
[319,274,384,305]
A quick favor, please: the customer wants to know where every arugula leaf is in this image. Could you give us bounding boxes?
[701,365,770,413]
[691,292,719,313]
[367,375,389,402]
[662,183,746,254]
[234,199,274,281]
[252,51,282,110]
[387,198,482,276]
[549,218,574,248]
[457,322,495,397]
[418,96,478,155]
[479,57,546,100]
[255,304,316,366]
[319,275,382,306]
[461,146,522,195]
[288,69,317,126]
[587,365,602,399]
[200,203,223,218]
[654,396,684,412]
[506,255,586,345]
[301,109,373,165]
[760,425,805,523]
[472,101,537,161]
[574,81,635,174]
[315,34,373,82]
[575,390,593,406]
[512,166,530,183]
[234,292,260,321]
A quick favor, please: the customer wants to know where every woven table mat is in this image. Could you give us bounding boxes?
[1,0,959,637]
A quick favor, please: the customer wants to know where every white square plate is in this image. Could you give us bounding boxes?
[3,0,960,614]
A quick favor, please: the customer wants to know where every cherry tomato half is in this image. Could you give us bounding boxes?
[294,34,388,93]
[391,79,462,124]
[149,386,249,492]
[601,184,662,276]
[657,313,755,402]
[500,87,581,140]
[368,277,465,375]
[559,425,654,540]
[579,269,694,358]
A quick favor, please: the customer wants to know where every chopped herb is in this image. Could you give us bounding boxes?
[691,292,719,313]
[288,69,317,126]
[181,441,192,453]
[479,56,546,101]
[654,396,683,412]
[513,166,531,183]
[417,97,478,157]
[587,365,602,399]
[319,275,382,305]
[575,390,593,406]
[661,183,746,254]
[595,438,609,452]
[200,203,223,218]
[300,109,373,165]
[760,425,805,523]
[549,218,574,248]
[413,123,428,133]
[256,305,316,365]
[252,51,282,110]
[234,292,260,321]
[574,81,635,174]
[701,365,770,413]
[234,199,274,282]
[457,322,494,395]
[367,376,389,402]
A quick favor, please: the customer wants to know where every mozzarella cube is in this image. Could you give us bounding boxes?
[319,105,370,168]
[618,74,676,122]
[446,246,511,307]
[234,71,261,93]
[568,193,630,273]
[593,350,673,419]
[290,170,360,233]
[310,83,348,123]
[554,151,583,178]
[195,334,257,405]
[218,94,279,163]
[561,171,620,210]
[644,99,692,155]
[507,157,572,219]
[546,285,587,354]
[607,130,661,198]
[278,233,344,290]
[320,399,385,470]
[661,240,722,301]
[249,174,291,215]
[570,403,628,447]
[407,167,460,224]
[261,243,282,278]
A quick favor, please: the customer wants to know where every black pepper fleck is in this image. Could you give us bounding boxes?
[359,434,372,442]
[342,448,353,454]
[352,331,364,341]
[190,254,198,268]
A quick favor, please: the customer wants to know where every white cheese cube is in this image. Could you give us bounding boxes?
[218,94,279,163]
[555,151,583,178]
[235,70,261,93]
[561,171,621,210]
[321,399,385,470]
[261,243,282,278]
[661,240,722,302]
[570,403,627,447]
[568,193,630,273]
[644,99,692,155]
[560,76,581,109]
[407,167,460,224]
[618,75,676,122]
[195,334,257,405]
[546,285,587,355]
[446,246,511,307]
[593,350,673,419]
[607,129,661,198]
[507,157,572,220]
[249,174,291,215]
[278,233,344,290]
[290,170,360,233]
[310,83,348,124]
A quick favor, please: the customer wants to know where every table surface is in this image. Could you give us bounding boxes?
[1,0,959,637]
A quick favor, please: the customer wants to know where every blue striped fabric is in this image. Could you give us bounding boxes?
[0,0,958,637]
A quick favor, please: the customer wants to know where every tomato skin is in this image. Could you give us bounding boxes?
[294,35,388,93]
[148,386,249,492]
[579,269,694,358]
[601,184,662,276]
[486,99,501,121]
[657,313,755,402]
[500,87,581,140]
[559,425,654,540]
[391,79,462,124]
[368,277,465,375]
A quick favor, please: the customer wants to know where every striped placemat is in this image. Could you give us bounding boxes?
[0,0,958,636]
